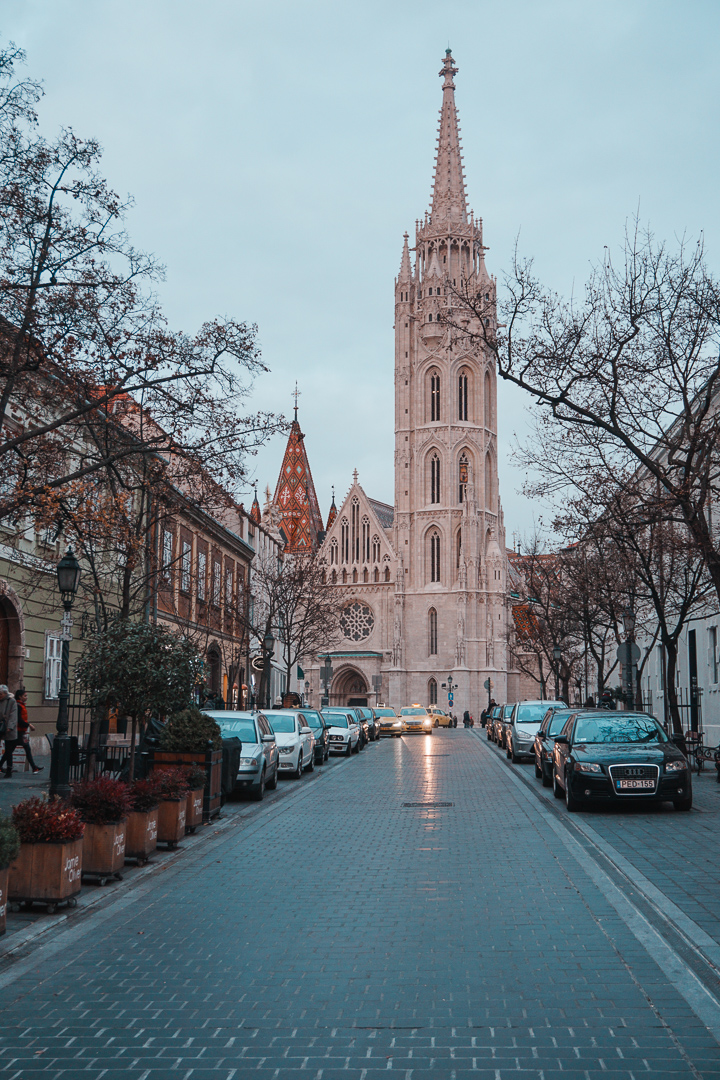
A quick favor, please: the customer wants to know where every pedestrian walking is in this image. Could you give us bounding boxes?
[0,686,19,778]
[15,688,41,773]
[463,710,470,728]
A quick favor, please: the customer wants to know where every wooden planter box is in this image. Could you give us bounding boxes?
[157,799,186,848]
[82,821,127,884]
[125,808,158,865]
[0,866,8,935]
[8,838,83,913]
[150,748,222,822]
[186,788,204,834]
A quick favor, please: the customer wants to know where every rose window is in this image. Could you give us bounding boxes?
[340,602,374,642]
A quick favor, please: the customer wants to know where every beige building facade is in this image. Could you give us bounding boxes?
[295,50,519,717]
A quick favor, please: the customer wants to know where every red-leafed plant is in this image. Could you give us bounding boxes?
[128,777,161,812]
[153,767,191,802]
[184,763,206,791]
[12,797,85,844]
[70,776,132,825]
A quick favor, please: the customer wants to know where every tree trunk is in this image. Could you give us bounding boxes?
[664,640,683,736]
[128,716,137,782]
[83,705,107,780]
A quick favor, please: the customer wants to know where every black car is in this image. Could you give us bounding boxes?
[534,706,578,786]
[357,707,380,741]
[552,710,692,812]
[487,705,502,742]
[298,708,330,765]
[349,708,369,749]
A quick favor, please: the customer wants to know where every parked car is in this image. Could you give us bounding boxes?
[534,706,574,786]
[487,705,502,741]
[298,708,330,764]
[265,710,316,779]
[349,708,369,748]
[428,706,453,728]
[551,710,692,812]
[322,708,361,755]
[206,710,279,801]
[399,706,434,735]
[375,707,403,738]
[495,703,515,748]
[506,700,567,763]
[357,707,380,740]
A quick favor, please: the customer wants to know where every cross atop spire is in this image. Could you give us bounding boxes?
[429,48,467,226]
[292,381,301,421]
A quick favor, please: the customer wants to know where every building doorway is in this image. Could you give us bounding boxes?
[331,666,370,707]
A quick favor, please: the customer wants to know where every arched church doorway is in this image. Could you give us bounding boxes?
[0,590,23,690]
[331,666,369,707]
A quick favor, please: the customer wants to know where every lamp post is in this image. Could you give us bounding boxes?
[49,549,81,798]
[552,645,562,701]
[447,673,455,719]
[262,629,275,709]
[622,606,638,710]
[304,679,310,707]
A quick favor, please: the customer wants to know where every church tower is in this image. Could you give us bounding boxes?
[272,402,324,552]
[390,49,509,712]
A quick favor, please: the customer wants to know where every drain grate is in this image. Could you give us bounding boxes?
[402,801,454,808]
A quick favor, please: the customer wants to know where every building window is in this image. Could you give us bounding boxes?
[330,538,338,565]
[428,677,438,705]
[197,550,207,601]
[341,519,349,563]
[331,569,337,584]
[429,608,438,655]
[384,566,391,582]
[373,566,379,582]
[429,532,440,583]
[711,627,719,684]
[180,541,191,593]
[484,369,492,428]
[225,568,233,608]
[430,454,440,504]
[458,369,468,421]
[430,371,440,422]
[351,499,360,562]
[485,452,494,509]
[459,454,468,504]
[362,516,370,562]
[212,559,221,606]
[162,528,173,581]
[456,531,462,568]
[372,535,381,563]
[44,633,62,700]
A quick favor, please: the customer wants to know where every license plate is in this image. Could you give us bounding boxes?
[616,779,655,790]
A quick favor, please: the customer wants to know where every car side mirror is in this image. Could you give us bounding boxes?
[300,727,312,733]
[261,734,275,743]
[554,734,569,744]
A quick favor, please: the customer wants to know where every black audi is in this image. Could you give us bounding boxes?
[552,711,692,812]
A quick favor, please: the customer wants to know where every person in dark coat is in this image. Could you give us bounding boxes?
[16,688,41,772]
[463,710,471,728]
[0,686,18,777]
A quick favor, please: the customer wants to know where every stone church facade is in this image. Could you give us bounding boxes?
[272,50,519,716]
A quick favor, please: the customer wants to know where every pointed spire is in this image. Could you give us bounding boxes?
[272,414,324,552]
[326,487,337,531]
[429,49,467,226]
[250,484,261,525]
[398,232,412,283]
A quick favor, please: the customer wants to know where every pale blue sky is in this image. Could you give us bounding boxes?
[3,0,719,540]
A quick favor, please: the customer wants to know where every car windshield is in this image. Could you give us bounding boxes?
[518,702,564,724]
[212,718,257,743]
[401,708,425,716]
[324,713,349,728]
[358,709,372,719]
[301,713,323,729]
[503,705,514,718]
[375,709,396,717]
[574,714,667,744]
[264,714,296,733]
[547,713,569,736]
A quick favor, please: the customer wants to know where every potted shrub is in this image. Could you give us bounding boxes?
[153,707,223,823]
[70,777,131,885]
[183,764,206,834]
[9,797,84,913]
[0,815,19,934]
[125,777,160,865]
[154,768,190,848]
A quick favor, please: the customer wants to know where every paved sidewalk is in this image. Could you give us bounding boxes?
[0,730,718,1077]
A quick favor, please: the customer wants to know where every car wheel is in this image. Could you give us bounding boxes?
[267,764,278,790]
[511,747,520,764]
[541,764,552,788]
[325,748,330,762]
[564,770,582,812]
[306,752,315,773]
[252,769,266,801]
[353,739,360,754]
[553,770,564,799]
[346,740,353,756]
[293,752,303,779]
[534,758,542,778]
[674,793,693,811]
[506,745,511,759]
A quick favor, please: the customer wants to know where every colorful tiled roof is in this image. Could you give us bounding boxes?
[272,418,324,552]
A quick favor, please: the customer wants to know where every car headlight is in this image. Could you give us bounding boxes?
[666,760,687,773]
[394,721,402,728]
[239,757,259,767]
[279,746,295,755]
[575,762,602,774]
[517,730,533,740]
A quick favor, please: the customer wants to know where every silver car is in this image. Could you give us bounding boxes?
[506,700,568,764]
[205,710,279,800]
[497,703,515,749]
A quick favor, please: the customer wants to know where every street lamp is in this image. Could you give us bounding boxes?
[50,549,81,798]
[552,645,562,701]
[262,629,275,709]
[622,607,636,638]
[304,679,310,706]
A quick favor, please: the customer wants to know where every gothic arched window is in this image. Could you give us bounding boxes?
[458,453,469,504]
[428,677,438,705]
[363,567,368,583]
[430,454,440,504]
[384,566,391,582]
[458,369,468,421]
[330,538,338,565]
[372,535,381,563]
[362,516,370,562]
[429,531,441,583]
[341,519,349,563]
[331,569,337,584]
[373,566,379,582]
[456,530,462,568]
[428,608,438,655]
[484,369,492,429]
[351,499,360,562]
[485,452,495,510]
[429,370,441,422]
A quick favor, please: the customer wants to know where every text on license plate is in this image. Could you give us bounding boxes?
[616,779,655,790]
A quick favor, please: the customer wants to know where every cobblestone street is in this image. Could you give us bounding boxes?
[2,730,720,1078]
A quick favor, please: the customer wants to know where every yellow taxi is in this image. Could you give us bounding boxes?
[399,705,434,735]
[427,705,453,728]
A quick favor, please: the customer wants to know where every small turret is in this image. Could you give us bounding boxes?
[326,488,337,531]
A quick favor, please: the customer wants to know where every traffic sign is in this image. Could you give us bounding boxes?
[448,693,454,705]
[616,642,641,665]
[484,678,492,690]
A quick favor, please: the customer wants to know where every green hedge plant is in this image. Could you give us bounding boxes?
[159,707,222,753]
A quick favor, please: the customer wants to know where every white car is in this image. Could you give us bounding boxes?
[321,709,361,755]
[265,710,316,778]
